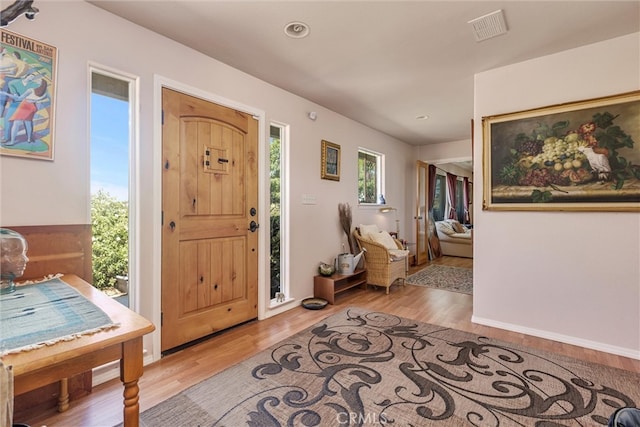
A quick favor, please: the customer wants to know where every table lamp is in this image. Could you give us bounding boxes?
[379,207,400,236]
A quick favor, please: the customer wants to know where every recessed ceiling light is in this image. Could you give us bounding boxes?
[284,21,310,39]
[416,115,429,120]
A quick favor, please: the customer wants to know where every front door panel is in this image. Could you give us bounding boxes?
[161,88,258,352]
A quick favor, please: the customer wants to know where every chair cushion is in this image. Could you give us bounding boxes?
[359,224,380,238]
[369,230,398,250]
[389,249,410,260]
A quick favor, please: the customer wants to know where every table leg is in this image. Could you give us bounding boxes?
[120,337,143,427]
[57,378,69,412]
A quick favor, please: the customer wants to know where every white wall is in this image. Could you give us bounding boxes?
[418,139,472,163]
[473,33,640,359]
[0,2,414,361]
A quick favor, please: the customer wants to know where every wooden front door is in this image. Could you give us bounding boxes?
[161,88,258,352]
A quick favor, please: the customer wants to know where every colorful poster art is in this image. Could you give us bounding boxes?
[0,29,56,160]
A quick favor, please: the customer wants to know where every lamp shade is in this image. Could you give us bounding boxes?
[379,207,400,235]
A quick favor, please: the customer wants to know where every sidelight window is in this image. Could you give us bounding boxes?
[358,148,385,204]
[90,67,137,309]
[270,123,289,304]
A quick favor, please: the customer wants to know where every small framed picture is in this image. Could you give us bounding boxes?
[321,140,340,181]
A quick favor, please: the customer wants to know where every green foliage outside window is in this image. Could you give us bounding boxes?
[358,150,378,203]
[270,134,281,299]
[91,190,128,290]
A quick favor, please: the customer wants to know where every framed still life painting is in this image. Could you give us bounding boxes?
[483,91,640,211]
[0,29,57,161]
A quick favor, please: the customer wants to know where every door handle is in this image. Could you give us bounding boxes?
[248,221,259,232]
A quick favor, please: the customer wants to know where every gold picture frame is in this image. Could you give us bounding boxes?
[483,91,640,211]
[321,140,340,181]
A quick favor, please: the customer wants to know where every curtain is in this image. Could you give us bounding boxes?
[446,173,457,219]
[426,164,439,258]
[428,164,437,208]
[463,176,470,224]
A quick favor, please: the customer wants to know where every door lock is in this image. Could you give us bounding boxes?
[248,221,259,232]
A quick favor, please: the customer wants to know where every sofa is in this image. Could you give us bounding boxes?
[435,219,473,258]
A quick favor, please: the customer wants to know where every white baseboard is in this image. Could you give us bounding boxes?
[92,351,154,387]
[471,315,640,361]
[264,297,298,319]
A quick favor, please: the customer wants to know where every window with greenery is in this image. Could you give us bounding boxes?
[270,124,287,302]
[91,190,128,290]
[90,69,135,307]
[431,174,468,223]
[358,149,384,204]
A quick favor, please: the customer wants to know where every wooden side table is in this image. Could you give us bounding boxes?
[3,274,155,427]
[313,268,367,304]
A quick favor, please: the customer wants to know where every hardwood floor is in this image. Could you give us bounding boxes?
[20,256,639,426]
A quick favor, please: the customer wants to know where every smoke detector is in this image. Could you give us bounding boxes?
[284,21,310,39]
[468,10,508,42]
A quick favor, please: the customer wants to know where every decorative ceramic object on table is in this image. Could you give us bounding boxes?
[318,262,335,277]
[0,228,29,294]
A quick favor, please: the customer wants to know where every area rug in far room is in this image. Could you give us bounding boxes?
[406,264,472,294]
[132,307,639,427]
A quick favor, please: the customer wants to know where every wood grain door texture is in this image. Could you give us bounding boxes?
[161,88,258,352]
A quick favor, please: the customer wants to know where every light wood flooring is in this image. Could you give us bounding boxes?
[20,256,640,426]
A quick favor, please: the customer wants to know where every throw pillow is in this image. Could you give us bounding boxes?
[437,221,455,235]
[369,230,398,250]
[451,221,466,233]
[359,224,380,238]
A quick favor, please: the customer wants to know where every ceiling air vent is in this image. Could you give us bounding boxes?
[468,9,507,42]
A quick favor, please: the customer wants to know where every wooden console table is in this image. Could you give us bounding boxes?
[1,274,155,427]
[314,268,367,304]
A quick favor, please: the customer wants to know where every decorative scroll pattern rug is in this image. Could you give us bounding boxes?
[135,308,639,426]
[0,277,118,355]
[406,264,473,294]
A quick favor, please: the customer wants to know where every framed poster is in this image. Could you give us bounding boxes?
[0,29,57,160]
[321,139,340,181]
[483,91,640,211]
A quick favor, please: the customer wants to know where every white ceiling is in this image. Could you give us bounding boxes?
[89,1,639,146]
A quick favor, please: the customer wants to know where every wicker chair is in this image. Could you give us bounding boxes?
[353,228,407,294]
